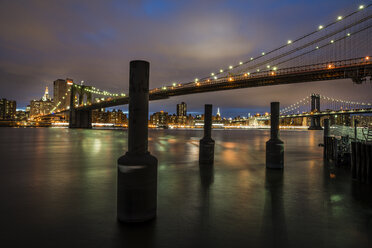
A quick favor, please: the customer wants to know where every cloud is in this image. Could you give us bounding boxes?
[0,0,371,114]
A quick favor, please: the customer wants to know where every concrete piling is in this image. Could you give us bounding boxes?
[199,104,215,165]
[266,102,284,169]
[323,119,330,158]
[117,60,158,222]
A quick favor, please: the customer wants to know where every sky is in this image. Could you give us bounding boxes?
[0,0,371,117]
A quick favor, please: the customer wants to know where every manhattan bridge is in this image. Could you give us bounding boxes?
[43,4,372,128]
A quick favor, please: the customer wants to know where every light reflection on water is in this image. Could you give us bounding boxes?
[0,128,371,247]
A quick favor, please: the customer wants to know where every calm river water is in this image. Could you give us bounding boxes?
[0,128,371,247]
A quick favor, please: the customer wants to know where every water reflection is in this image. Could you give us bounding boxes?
[261,170,288,247]
[1,128,372,247]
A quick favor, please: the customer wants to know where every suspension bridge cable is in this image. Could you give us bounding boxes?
[273,23,372,68]
[196,3,372,81]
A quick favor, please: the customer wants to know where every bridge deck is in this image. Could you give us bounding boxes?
[53,57,372,113]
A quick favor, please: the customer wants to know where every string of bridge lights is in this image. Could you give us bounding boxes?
[197,4,370,83]
[280,94,372,115]
[50,89,71,114]
[319,94,372,106]
[280,96,310,114]
[156,3,370,89]
[73,84,127,97]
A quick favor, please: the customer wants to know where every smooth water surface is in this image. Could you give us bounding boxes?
[0,128,371,247]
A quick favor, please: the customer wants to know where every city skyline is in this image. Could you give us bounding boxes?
[1,0,372,116]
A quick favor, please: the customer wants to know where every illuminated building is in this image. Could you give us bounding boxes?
[150,111,168,127]
[109,109,127,124]
[177,102,187,116]
[15,110,27,121]
[176,102,187,124]
[30,99,54,117]
[42,86,51,101]
[0,98,16,120]
[53,78,73,110]
[30,87,54,118]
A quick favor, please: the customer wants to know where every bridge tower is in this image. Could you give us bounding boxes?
[308,94,322,130]
[68,84,93,128]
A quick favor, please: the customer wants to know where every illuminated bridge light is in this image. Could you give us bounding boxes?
[229,65,233,69]
[347,33,351,37]
[162,86,167,90]
[250,57,254,60]
[261,52,265,56]
[316,46,319,49]
[213,76,217,80]
[366,56,370,60]
[211,73,215,76]
[172,82,177,87]
[195,78,198,82]
[267,65,270,69]
[257,69,260,72]
[318,25,324,30]
[220,69,223,73]
[330,40,334,43]
[287,40,292,44]
[359,5,365,10]
[337,16,343,20]
[273,67,277,71]
[239,61,243,65]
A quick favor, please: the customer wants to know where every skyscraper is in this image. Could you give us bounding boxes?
[176,102,187,124]
[42,86,50,101]
[177,102,187,116]
[53,78,73,110]
[29,87,54,118]
[0,98,16,120]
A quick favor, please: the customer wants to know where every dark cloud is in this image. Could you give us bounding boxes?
[0,0,371,115]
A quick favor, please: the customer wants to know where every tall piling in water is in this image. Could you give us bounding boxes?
[117,60,158,222]
[199,104,215,165]
[266,102,284,169]
[323,119,330,159]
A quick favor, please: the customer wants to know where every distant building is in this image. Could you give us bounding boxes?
[176,102,187,124]
[42,86,51,101]
[30,99,54,117]
[92,109,110,123]
[150,111,168,127]
[53,78,73,110]
[177,102,187,116]
[0,98,16,120]
[109,109,127,124]
[30,87,54,118]
[214,107,222,121]
[330,114,351,126]
[15,110,27,121]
